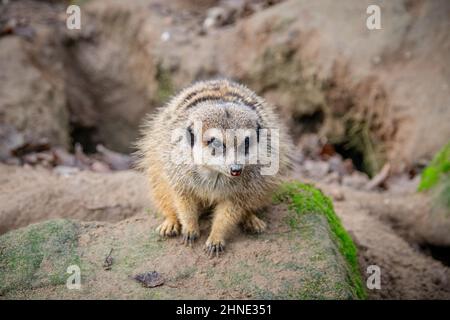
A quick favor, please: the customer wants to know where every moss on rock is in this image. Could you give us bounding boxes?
[274,182,366,299]
[0,219,80,295]
[418,141,450,210]
[419,141,450,192]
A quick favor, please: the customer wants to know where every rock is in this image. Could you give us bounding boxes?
[329,155,353,176]
[0,164,150,234]
[302,160,330,179]
[96,145,132,171]
[417,186,450,247]
[0,219,79,296]
[0,1,70,151]
[0,35,69,150]
[2,0,449,173]
[203,7,233,30]
[62,0,164,153]
[0,182,365,299]
[233,0,450,174]
[0,125,25,161]
[53,165,80,176]
[323,171,341,184]
[416,143,450,246]
[90,161,111,173]
[173,0,450,175]
[53,147,76,167]
[328,187,345,202]
[342,172,370,189]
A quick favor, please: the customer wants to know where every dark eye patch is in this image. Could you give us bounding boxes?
[256,123,261,143]
[187,126,195,148]
[207,137,216,145]
[244,136,250,155]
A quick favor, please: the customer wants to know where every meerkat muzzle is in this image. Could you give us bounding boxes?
[230,164,242,176]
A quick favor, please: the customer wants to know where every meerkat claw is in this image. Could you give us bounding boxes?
[156,219,180,237]
[180,231,198,247]
[205,242,225,258]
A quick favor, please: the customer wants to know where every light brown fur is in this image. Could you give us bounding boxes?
[135,79,292,256]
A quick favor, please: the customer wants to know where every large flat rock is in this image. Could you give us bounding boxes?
[0,183,365,299]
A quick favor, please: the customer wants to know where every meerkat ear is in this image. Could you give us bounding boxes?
[186,123,195,148]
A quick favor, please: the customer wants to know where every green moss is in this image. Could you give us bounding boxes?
[418,142,450,211]
[0,219,80,295]
[274,182,367,299]
[418,142,450,192]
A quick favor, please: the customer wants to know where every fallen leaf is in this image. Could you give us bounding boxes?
[133,271,165,288]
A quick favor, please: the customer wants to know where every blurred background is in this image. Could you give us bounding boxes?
[0,0,449,299]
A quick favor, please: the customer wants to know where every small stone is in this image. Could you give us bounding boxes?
[91,161,110,173]
[53,165,80,176]
[303,160,330,178]
[372,55,381,65]
[160,31,171,42]
[342,171,370,188]
[329,188,345,201]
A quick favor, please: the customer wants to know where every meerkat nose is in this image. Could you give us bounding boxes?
[230,164,242,176]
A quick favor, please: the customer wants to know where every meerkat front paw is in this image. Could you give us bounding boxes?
[156,218,181,237]
[242,214,267,234]
[204,237,225,258]
[181,225,199,247]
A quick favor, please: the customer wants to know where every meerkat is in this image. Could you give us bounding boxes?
[135,79,292,257]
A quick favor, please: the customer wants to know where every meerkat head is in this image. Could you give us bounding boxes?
[185,101,261,178]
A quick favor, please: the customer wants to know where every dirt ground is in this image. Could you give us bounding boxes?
[0,164,150,234]
[316,183,450,299]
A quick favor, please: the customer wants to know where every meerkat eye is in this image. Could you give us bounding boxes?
[209,137,223,149]
[244,136,250,155]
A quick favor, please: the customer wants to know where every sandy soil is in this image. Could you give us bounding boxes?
[316,182,450,299]
[0,164,150,234]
